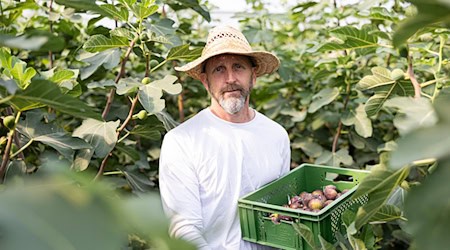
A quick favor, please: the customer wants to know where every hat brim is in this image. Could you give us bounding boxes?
[175,49,280,80]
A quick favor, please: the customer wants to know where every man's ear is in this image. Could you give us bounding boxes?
[251,68,257,85]
[199,73,209,91]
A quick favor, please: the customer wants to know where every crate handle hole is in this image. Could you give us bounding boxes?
[325,172,354,182]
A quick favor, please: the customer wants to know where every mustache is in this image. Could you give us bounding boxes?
[221,84,244,94]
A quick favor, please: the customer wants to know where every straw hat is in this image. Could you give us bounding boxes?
[175,25,280,80]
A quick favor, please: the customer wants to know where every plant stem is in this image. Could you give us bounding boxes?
[145,54,150,77]
[172,61,185,122]
[5,107,24,160]
[407,56,421,99]
[150,60,167,73]
[420,77,448,88]
[103,170,123,176]
[332,80,351,154]
[0,111,21,183]
[0,131,14,183]
[10,139,34,159]
[102,38,137,119]
[118,131,130,143]
[94,153,110,181]
[438,35,445,73]
[48,0,54,69]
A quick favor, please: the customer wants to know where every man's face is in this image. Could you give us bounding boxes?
[200,54,256,114]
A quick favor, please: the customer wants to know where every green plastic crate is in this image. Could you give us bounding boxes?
[238,163,370,250]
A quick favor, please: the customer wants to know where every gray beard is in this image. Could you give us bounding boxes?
[219,95,246,114]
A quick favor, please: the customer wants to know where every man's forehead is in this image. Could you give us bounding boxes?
[206,54,252,65]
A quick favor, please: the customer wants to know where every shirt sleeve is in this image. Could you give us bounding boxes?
[280,131,291,176]
[158,132,210,249]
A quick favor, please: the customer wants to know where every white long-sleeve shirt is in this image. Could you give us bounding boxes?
[159,108,291,249]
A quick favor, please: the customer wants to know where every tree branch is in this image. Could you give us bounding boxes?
[117,96,139,134]
[102,39,137,120]
[332,81,351,154]
[94,153,110,181]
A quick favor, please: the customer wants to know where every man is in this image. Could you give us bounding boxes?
[159,25,291,249]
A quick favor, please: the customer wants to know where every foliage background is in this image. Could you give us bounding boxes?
[0,0,449,249]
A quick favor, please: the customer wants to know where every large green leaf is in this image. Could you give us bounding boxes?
[99,4,129,22]
[35,133,92,161]
[365,7,397,22]
[110,28,136,41]
[404,160,450,250]
[6,80,101,120]
[17,111,91,160]
[0,176,128,250]
[318,235,336,250]
[71,149,94,172]
[390,124,450,168]
[9,61,36,89]
[293,223,317,250]
[41,68,79,93]
[390,92,450,168]
[145,19,182,48]
[155,111,180,131]
[280,108,307,122]
[0,48,14,70]
[79,49,121,80]
[292,138,323,158]
[116,77,142,95]
[117,0,137,7]
[138,75,181,114]
[24,30,65,52]
[0,34,48,50]
[115,143,140,161]
[384,97,438,136]
[369,204,403,223]
[130,3,158,20]
[318,26,379,52]
[357,67,402,90]
[46,69,75,84]
[129,124,161,141]
[342,104,373,138]
[350,166,409,232]
[54,0,110,17]
[167,0,211,22]
[83,34,129,53]
[2,0,39,12]
[393,0,450,47]
[122,169,155,192]
[122,193,197,249]
[72,119,120,158]
[167,44,203,61]
[357,67,415,116]
[307,87,339,113]
[315,148,353,167]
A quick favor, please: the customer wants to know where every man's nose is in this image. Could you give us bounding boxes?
[226,70,237,83]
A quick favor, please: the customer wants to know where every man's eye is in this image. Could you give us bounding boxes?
[234,64,243,69]
[213,66,224,72]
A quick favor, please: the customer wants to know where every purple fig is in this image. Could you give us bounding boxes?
[324,188,338,200]
[308,198,324,210]
[323,200,333,207]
